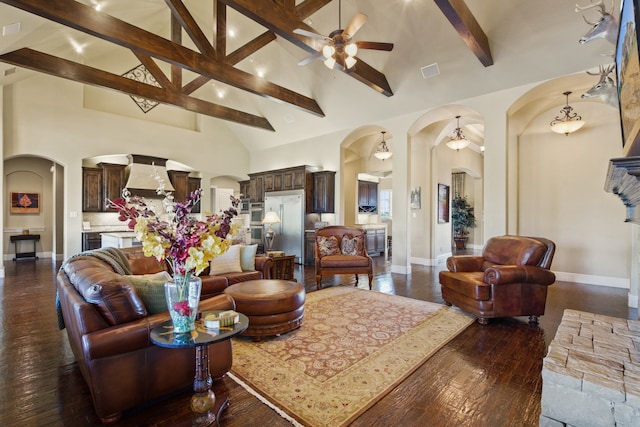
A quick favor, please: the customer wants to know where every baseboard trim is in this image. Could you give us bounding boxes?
[553,271,630,289]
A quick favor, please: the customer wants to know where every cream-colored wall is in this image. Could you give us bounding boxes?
[519,101,629,285]
[3,74,250,259]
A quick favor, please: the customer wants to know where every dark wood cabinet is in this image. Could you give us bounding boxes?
[239,180,250,199]
[249,174,264,202]
[82,167,103,212]
[188,177,201,213]
[168,170,190,203]
[358,180,378,213]
[99,163,125,211]
[245,166,315,203]
[82,232,102,251]
[312,171,336,213]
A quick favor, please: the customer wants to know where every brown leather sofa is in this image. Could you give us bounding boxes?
[123,246,273,298]
[438,235,556,325]
[315,225,373,290]
[56,246,271,424]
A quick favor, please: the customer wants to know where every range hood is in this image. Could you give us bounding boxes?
[125,154,175,198]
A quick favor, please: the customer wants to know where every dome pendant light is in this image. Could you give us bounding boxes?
[446,116,471,151]
[550,91,585,136]
[374,131,392,160]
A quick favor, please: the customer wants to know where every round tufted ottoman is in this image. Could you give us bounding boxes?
[223,279,305,340]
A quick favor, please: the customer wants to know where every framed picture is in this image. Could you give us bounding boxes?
[438,184,450,223]
[410,187,421,210]
[616,0,640,149]
[10,192,40,214]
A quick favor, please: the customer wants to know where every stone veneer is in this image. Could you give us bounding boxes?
[540,309,640,427]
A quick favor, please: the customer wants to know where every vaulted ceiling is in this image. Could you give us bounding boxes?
[0,0,617,151]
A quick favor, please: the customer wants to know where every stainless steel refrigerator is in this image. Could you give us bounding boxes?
[264,190,305,264]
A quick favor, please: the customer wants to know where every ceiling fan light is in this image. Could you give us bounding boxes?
[322,45,335,59]
[344,56,357,69]
[324,56,336,69]
[345,42,358,57]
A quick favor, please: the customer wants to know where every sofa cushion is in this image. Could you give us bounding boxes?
[317,235,340,257]
[125,271,172,314]
[319,254,370,268]
[226,270,263,285]
[439,271,490,300]
[239,244,258,271]
[63,256,148,325]
[210,245,242,275]
[341,234,365,256]
[482,236,547,267]
[123,247,167,274]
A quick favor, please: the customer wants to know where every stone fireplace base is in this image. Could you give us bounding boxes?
[540,309,640,426]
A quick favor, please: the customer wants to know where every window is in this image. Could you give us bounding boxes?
[379,190,392,218]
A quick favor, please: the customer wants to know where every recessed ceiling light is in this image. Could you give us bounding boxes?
[228,28,236,38]
[2,22,21,36]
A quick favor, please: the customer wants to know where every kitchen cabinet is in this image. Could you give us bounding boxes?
[249,173,264,202]
[358,180,378,213]
[188,177,201,213]
[239,180,250,199]
[99,163,125,211]
[264,172,283,192]
[312,171,335,213]
[82,167,103,212]
[364,227,386,256]
[305,232,315,266]
[82,232,102,251]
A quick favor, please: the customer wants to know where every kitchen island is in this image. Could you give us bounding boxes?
[101,231,141,249]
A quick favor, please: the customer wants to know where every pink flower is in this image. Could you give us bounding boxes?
[173,300,192,316]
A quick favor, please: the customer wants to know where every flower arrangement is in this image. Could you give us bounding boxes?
[108,170,240,331]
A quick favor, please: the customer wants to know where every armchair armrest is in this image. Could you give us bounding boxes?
[446,256,484,272]
[484,265,556,286]
[255,255,273,279]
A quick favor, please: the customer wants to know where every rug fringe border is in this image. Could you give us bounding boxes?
[228,372,306,427]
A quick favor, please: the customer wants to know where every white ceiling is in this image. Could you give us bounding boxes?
[0,0,619,151]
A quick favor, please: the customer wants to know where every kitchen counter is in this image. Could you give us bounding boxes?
[101,231,141,249]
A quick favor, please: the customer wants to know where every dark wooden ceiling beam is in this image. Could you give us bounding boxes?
[220,0,393,96]
[227,31,277,65]
[434,0,493,67]
[0,48,274,131]
[295,0,333,19]
[165,0,217,58]
[133,52,175,90]
[170,14,183,88]
[0,0,324,117]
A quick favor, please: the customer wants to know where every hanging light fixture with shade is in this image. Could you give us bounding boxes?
[374,130,392,160]
[550,91,585,136]
[446,115,471,151]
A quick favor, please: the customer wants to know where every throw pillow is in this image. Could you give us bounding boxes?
[239,244,258,271]
[317,235,340,257]
[125,271,172,314]
[341,234,365,256]
[209,245,242,275]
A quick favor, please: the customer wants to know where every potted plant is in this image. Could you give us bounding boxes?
[451,194,476,249]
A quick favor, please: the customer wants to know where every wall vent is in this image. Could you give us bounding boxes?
[420,63,440,79]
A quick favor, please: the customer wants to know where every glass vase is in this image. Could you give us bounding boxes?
[164,273,202,333]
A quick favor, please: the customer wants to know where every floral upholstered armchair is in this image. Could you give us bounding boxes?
[314,226,373,290]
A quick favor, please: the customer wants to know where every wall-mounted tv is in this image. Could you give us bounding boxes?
[616,0,640,153]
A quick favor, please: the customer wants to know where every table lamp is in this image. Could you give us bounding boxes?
[262,210,281,252]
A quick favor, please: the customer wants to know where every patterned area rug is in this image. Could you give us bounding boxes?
[230,286,475,427]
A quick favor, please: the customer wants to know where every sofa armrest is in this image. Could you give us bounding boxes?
[255,255,273,279]
[484,265,556,286]
[84,294,235,360]
[446,256,484,272]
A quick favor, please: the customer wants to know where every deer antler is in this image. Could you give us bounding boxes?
[575,0,604,13]
[586,64,615,76]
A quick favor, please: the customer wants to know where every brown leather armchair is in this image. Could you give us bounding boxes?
[438,235,556,324]
[315,225,373,290]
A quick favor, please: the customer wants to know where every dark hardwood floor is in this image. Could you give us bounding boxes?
[0,253,637,427]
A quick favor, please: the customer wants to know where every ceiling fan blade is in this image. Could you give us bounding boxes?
[356,41,394,51]
[343,13,367,39]
[293,28,329,41]
[297,50,324,66]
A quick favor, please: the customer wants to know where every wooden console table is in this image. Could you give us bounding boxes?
[269,255,296,281]
[10,234,40,261]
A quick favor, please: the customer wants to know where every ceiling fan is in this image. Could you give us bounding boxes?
[293,0,393,70]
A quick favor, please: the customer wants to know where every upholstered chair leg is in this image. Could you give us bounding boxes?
[367,274,373,290]
[477,317,489,325]
[316,275,322,290]
[355,274,359,285]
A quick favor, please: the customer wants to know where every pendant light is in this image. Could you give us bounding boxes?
[550,91,585,136]
[446,116,470,151]
[374,131,392,160]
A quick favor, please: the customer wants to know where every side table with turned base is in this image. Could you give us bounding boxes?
[150,311,248,427]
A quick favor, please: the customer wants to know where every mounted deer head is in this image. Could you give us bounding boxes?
[581,64,618,108]
[577,0,619,45]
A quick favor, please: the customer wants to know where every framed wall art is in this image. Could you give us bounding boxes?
[438,184,450,223]
[410,187,421,210]
[616,0,640,151]
[10,192,40,214]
